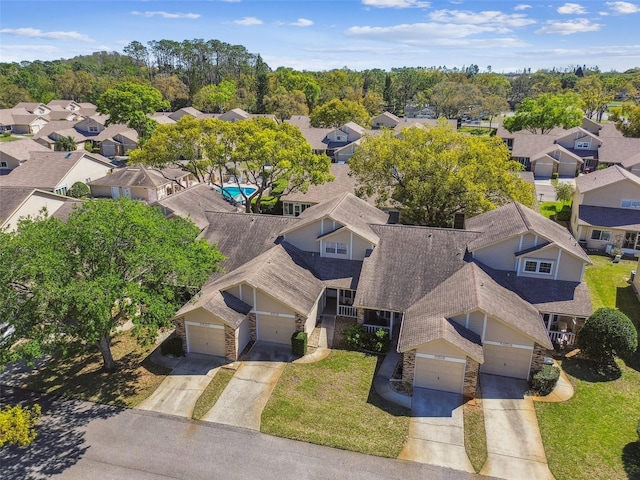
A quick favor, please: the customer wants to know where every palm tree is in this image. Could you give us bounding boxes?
[54,135,77,152]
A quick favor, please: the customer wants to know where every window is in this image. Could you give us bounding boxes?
[621,199,640,209]
[575,141,590,149]
[54,185,68,195]
[623,231,639,250]
[325,242,348,255]
[590,229,612,242]
[88,125,99,133]
[0,161,7,168]
[523,259,554,275]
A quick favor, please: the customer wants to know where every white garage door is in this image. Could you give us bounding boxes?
[558,162,576,177]
[480,343,532,379]
[186,322,225,356]
[414,354,466,394]
[534,162,553,177]
[258,315,294,344]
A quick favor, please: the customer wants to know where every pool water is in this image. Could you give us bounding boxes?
[218,185,258,202]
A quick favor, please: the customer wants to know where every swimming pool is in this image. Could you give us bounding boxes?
[218,185,258,202]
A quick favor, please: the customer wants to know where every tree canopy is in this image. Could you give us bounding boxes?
[129,116,333,213]
[54,135,77,152]
[349,121,535,227]
[503,92,583,134]
[309,98,370,128]
[0,199,222,371]
[192,80,237,113]
[612,105,640,137]
[577,307,638,363]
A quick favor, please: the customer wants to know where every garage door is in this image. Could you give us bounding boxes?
[534,162,553,177]
[186,322,225,356]
[480,343,532,379]
[257,315,293,344]
[558,162,576,177]
[414,354,466,394]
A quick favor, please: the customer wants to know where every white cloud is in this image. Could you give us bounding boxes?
[0,44,60,62]
[605,2,640,13]
[130,11,201,19]
[535,18,601,34]
[233,16,263,26]
[557,3,587,14]
[361,0,431,8]
[429,9,536,27]
[289,18,314,27]
[0,27,93,42]
[514,4,532,10]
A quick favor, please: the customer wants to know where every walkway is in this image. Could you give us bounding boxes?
[479,374,555,480]
[399,388,475,473]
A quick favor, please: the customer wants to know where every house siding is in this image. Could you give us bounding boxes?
[284,220,324,253]
[583,181,640,209]
[473,236,521,271]
[416,339,467,358]
[2,192,67,232]
[484,317,534,346]
[57,158,111,191]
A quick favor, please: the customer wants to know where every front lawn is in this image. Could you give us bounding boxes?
[261,349,410,458]
[20,331,171,408]
[536,254,640,480]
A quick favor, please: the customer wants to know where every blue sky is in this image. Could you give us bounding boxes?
[1,1,639,72]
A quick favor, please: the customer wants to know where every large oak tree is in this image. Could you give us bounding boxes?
[0,199,222,371]
[349,121,535,227]
[503,92,583,134]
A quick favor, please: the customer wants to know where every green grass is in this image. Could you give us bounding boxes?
[261,349,410,458]
[192,367,235,420]
[0,135,20,142]
[539,201,565,219]
[536,254,640,480]
[464,400,487,472]
[21,331,171,408]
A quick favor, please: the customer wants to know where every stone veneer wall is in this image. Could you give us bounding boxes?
[463,359,480,399]
[248,313,256,341]
[530,344,551,377]
[174,316,187,354]
[356,308,365,325]
[402,351,415,384]
[224,324,237,362]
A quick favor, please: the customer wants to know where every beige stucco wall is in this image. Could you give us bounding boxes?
[58,158,111,191]
[182,307,225,327]
[416,339,467,358]
[582,181,640,208]
[472,236,520,271]
[557,251,585,282]
[484,317,534,346]
[255,289,295,315]
[1,192,67,232]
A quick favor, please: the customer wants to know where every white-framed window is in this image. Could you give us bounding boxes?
[54,185,68,195]
[88,125,99,133]
[325,241,348,255]
[575,141,590,149]
[0,161,7,168]
[523,259,554,275]
[590,229,612,242]
[621,199,640,209]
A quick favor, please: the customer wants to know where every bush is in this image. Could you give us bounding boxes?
[2,131,10,138]
[291,331,307,356]
[637,418,640,440]
[551,172,559,180]
[344,323,390,353]
[577,307,638,363]
[556,205,571,221]
[160,335,183,357]
[0,404,41,447]
[67,181,90,198]
[531,365,560,394]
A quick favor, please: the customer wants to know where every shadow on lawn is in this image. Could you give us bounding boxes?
[561,356,622,383]
[622,441,640,480]
[1,386,121,480]
[616,286,640,327]
[365,354,410,418]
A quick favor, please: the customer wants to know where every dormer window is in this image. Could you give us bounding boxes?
[621,199,640,209]
[576,141,590,149]
[88,125,99,133]
[523,259,553,275]
[325,242,348,255]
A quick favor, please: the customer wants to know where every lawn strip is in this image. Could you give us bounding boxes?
[463,399,487,472]
[192,367,235,420]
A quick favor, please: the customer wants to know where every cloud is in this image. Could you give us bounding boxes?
[429,9,536,27]
[605,1,640,13]
[289,18,314,27]
[361,0,431,8]
[557,3,587,14]
[233,16,263,26]
[535,18,601,34]
[0,27,93,42]
[131,11,200,19]
[514,4,532,10]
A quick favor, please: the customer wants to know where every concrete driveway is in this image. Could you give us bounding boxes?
[201,342,291,430]
[479,374,555,480]
[137,354,225,418]
[399,388,474,473]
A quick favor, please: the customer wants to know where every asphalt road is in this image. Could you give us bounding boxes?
[2,387,492,480]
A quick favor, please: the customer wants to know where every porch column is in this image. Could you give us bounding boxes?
[390,312,394,333]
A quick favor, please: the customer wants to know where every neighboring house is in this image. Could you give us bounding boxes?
[172,193,591,398]
[11,112,49,134]
[571,165,640,255]
[0,151,113,195]
[98,129,139,157]
[169,107,204,121]
[75,114,109,135]
[89,163,196,202]
[14,102,52,116]
[0,138,50,172]
[154,183,239,230]
[0,187,80,232]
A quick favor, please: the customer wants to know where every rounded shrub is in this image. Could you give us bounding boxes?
[531,365,560,395]
[577,307,638,363]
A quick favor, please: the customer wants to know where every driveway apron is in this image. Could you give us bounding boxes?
[137,354,224,418]
[479,374,555,480]
[399,388,474,473]
[201,342,289,430]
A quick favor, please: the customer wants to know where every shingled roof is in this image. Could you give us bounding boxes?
[88,164,185,188]
[0,138,50,162]
[355,224,479,312]
[280,164,361,204]
[575,165,640,193]
[465,202,590,264]
[399,262,553,352]
[174,288,252,328]
[577,205,640,231]
[281,192,388,245]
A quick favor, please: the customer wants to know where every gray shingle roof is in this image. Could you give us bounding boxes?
[576,165,640,193]
[399,262,553,352]
[280,163,364,204]
[281,192,388,245]
[155,183,238,229]
[577,205,640,231]
[174,288,252,328]
[0,138,50,162]
[298,253,362,290]
[88,164,185,188]
[355,224,479,312]
[465,202,590,264]
[0,187,37,223]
